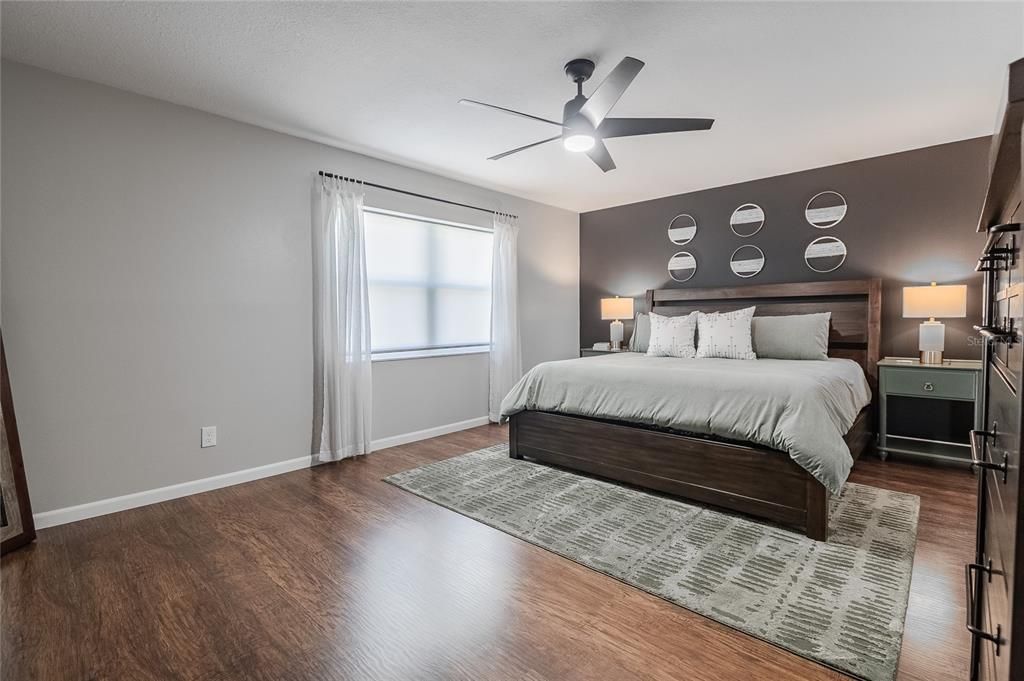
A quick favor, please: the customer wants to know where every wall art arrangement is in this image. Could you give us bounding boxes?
[664,190,848,284]
[728,201,767,278]
[803,190,847,273]
[666,214,699,281]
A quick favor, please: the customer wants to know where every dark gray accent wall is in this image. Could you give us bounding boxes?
[580,137,990,359]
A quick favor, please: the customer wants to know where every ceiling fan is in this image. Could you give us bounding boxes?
[459,57,714,172]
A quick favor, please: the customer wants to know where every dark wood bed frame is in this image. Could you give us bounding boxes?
[509,278,882,540]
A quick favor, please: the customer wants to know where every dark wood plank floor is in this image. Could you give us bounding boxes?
[2,424,976,681]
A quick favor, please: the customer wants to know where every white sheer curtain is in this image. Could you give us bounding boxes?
[489,212,523,422]
[312,175,372,461]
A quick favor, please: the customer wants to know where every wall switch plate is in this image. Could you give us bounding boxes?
[201,426,217,448]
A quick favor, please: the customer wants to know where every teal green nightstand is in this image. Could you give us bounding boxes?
[877,357,983,463]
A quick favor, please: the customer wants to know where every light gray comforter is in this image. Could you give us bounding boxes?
[499,353,872,494]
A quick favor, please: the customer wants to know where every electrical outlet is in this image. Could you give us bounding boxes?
[201,426,217,448]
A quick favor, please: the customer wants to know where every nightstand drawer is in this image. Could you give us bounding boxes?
[884,367,976,400]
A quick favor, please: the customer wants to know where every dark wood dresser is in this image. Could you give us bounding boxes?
[971,57,1024,681]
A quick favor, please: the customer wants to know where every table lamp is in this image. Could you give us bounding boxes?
[902,282,968,364]
[601,297,634,350]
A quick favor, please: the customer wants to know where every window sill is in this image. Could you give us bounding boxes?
[371,346,491,362]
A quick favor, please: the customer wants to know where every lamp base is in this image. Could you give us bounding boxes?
[610,319,624,351]
[918,320,945,365]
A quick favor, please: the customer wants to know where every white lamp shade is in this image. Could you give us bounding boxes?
[902,284,967,318]
[601,297,634,321]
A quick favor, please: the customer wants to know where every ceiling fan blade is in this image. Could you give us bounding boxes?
[579,57,644,127]
[459,99,562,127]
[598,117,715,139]
[488,135,561,161]
[585,139,616,172]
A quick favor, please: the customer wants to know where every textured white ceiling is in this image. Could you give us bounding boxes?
[3,2,1022,212]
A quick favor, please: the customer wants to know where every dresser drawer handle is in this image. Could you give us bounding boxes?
[970,428,1008,483]
[922,382,934,392]
[965,562,1005,654]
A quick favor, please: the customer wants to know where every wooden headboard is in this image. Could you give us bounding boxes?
[645,278,882,390]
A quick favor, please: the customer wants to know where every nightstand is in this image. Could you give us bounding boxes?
[580,348,629,357]
[877,357,983,463]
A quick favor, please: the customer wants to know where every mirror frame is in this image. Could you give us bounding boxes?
[729,203,765,238]
[668,251,698,283]
[667,213,698,245]
[804,236,847,273]
[804,191,848,229]
[729,244,765,278]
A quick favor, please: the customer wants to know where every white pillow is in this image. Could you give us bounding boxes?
[696,306,757,359]
[646,312,697,358]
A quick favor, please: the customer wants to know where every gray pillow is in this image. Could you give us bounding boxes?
[751,312,831,360]
[628,312,651,352]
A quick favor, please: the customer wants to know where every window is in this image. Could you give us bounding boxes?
[364,208,492,357]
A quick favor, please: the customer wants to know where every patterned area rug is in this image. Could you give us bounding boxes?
[385,444,920,681]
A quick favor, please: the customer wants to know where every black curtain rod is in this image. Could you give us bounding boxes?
[318,171,517,220]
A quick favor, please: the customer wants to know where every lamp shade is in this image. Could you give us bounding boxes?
[902,283,967,318]
[601,297,634,321]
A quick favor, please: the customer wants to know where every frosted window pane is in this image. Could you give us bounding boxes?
[364,209,493,352]
[435,228,492,287]
[368,285,429,351]
[365,212,429,284]
[435,288,491,346]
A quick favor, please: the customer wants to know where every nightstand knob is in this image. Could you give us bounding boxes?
[923,382,935,392]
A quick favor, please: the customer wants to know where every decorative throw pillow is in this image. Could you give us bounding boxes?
[752,313,831,360]
[628,313,651,353]
[696,306,757,359]
[646,312,697,358]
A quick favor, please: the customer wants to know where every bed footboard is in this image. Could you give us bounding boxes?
[506,409,870,541]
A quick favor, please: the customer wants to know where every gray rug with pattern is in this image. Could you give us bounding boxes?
[385,444,920,681]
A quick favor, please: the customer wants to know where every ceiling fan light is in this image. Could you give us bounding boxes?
[563,133,595,152]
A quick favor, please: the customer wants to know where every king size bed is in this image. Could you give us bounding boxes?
[501,279,881,540]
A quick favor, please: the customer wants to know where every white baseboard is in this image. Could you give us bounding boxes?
[370,415,490,451]
[33,415,491,530]
[33,455,313,530]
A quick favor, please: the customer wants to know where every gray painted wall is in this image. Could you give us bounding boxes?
[580,138,990,360]
[2,62,580,513]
